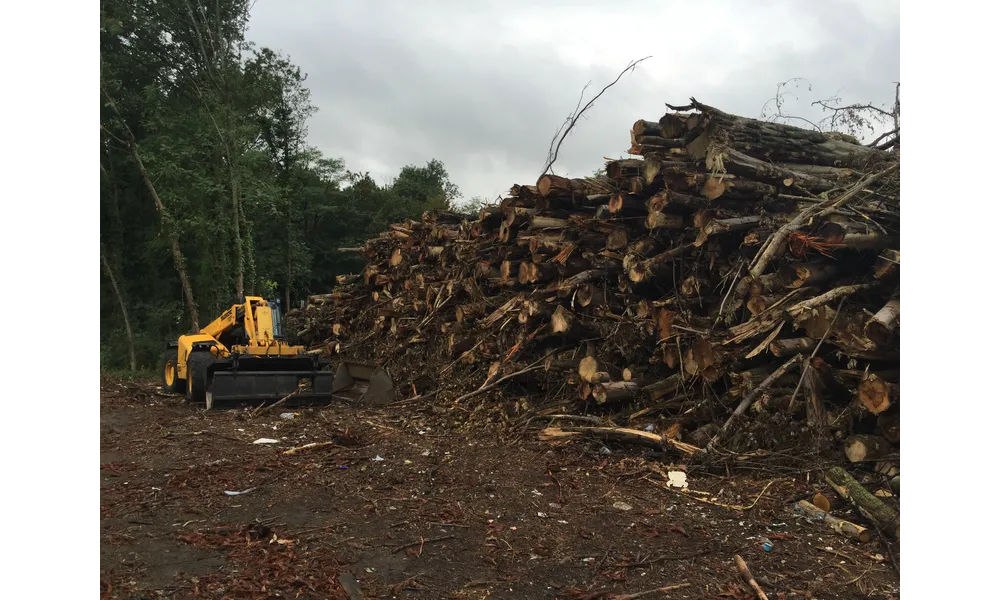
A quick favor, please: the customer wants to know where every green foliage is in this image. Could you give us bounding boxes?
[100,0,462,369]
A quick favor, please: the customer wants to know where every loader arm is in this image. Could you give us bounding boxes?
[200,296,275,348]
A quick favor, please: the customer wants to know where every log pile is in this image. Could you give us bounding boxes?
[287,98,900,461]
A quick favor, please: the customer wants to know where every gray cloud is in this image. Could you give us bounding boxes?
[247,0,899,202]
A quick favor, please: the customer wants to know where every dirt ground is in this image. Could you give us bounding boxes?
[100,375,900,599]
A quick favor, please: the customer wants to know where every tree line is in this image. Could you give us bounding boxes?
[100,0,472,371]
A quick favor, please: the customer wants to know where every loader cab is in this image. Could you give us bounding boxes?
[269,300,284,339]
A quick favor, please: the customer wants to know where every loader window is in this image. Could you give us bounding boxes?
[217,326,249,348]
[270,302,284,338]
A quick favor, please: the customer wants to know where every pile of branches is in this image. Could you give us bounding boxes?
[287,98,900,464]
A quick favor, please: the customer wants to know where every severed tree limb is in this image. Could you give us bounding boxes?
[795,500,872,543]
[735,555,769,600]
[452,349,566,404]
[538,426,699,455]
[787,297,845,414]
[542,56,652,175]
[825,466,900,539]
[282,441,338,456]
[705,355,800,453]
[748,164,898,280]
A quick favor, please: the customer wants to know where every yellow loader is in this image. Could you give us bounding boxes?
[161,296,333,409]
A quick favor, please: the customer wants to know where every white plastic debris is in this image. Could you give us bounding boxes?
[531,489,543,497]
[666,470,689,489]
[279,412,295,420]
[644,424,655,432]
[224,487,256,496]
[613,501,633,511]
[421,450,431,457]
[373,455,385,461]
[252,438,279,445]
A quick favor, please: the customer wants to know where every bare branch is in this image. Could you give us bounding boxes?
[812,99,896,119]
[759,78,821,131]
[542,56,651,176]
[866,127,899,148]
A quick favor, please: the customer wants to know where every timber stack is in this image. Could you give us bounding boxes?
[286,98,900,462]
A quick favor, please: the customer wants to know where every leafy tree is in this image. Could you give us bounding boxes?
[99,0,463,369]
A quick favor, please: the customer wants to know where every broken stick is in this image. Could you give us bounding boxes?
[735,554,769,600]
[795,499,872,543]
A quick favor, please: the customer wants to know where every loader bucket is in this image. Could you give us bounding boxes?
[205,357,333,406]
[331,362,395,405]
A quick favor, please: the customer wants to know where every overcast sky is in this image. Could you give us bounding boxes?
[246,0,899,205]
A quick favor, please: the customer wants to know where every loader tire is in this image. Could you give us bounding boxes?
[162,349,185,394]
[185,351,214,405]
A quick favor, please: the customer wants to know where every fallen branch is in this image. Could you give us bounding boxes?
[250,387,304,418]
[392,534,456,554]
[282,441,338,456]
[735,555,769,600]
[706,354,800,452]
[610,582,691,599]
[542,56,652,175]
[825,466,900,539]
[795,500,872,543]
[749,165,898,279]
[538,425,699,455]
[787,297,845,414]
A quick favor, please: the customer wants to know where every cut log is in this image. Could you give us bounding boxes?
[628,245,689,284]
[529,215,571,230]
[604,227,629,250]
[844,434,891,463]
[795,500,872,543]
[631,119,663,137]
[455,301,486,323]
[768,337,816,357]
[856,374,899,415]
[551,305,577,334]
[825,466,900,538]
[606,158,644,180]
[644,211,685,230]
[778,262,839,289]
[865,296,899,346]
[536,174,614,198]
[517,261,557,285]
[682,99,894,170]
[642,374,683,401]
[873,249,900,279]
[694,216,762,247]
[592,381,639,404]
[578,356,604,384]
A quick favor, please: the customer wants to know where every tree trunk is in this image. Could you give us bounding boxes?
[229,159,245,298]
[865,295,900,345]
[100,248,137,372]
[856,374,899,415]
[127,140,200,332]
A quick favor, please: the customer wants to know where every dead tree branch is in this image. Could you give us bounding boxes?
[542,56,651,175]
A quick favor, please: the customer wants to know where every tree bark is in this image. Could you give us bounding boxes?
[865,295,900,345]
[825,466,900,538]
